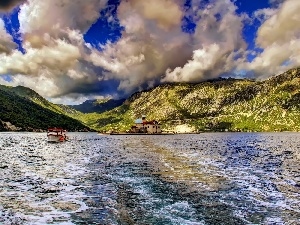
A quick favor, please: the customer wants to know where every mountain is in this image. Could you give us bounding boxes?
[0,85,91,132]
[1,85,82,117]
[90,68,300,132]
[70,98,125,113]
[1,68,300,132]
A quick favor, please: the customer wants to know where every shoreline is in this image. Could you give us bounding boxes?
[99,132,176,135]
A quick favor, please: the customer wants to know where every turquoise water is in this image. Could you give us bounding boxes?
[0,132,299,224]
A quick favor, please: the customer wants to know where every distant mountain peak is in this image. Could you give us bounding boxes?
[70,98,125,113]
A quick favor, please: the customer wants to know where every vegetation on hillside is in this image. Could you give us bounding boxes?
[0,86,91,132]
[1,68,300,132]
[86,68,300,132]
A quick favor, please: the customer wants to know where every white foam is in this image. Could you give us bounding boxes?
[1,132,300,224]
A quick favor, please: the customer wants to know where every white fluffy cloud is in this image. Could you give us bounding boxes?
[1,0,300,103]
[256,0,300,47]
[253,8,277,23]
[0,39,80,75]
[0,0,255,100]
[242,0,300,78]
[0,19,16,53]
[0,0,109,99]
[19,0,108,46]
[122,0,183,31]
[89,0,247,93]
[89,0,192,93]
[163,0,246,83]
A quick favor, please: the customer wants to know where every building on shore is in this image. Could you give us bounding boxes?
[129,115,162,134]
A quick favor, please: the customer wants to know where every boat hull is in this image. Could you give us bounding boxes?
[47,135,66,142]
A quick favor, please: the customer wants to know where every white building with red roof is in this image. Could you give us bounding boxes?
[130,115,162,134]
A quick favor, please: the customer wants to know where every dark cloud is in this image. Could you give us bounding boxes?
[0,0,25,12]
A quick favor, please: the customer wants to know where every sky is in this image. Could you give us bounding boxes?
[0,0,298,104]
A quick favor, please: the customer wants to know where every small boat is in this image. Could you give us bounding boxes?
[47,128,68,142]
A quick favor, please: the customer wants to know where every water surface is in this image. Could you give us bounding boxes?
[0,132,299,224]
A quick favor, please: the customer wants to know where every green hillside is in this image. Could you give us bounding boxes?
[88,68,300,132]
[0,85,91,132]
[1,85,82,118]
[1,68,300,132]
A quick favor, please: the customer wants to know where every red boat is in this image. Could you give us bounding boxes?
[47,128,68,142]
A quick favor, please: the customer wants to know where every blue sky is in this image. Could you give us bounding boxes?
[56,0,270,52]
[88,0,271,52]
[0,0,297,104]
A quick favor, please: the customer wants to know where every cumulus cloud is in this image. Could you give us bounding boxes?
[0,19,16,53]
[18,0,108,47]
[0,0,25,12]
[0,0,109,100]
[163,44,239,82]
[0,37,96,98]
[242,0,300,78]
[256,0,300,47]
[253,8,277,23]
[89,0,249,94]
[4,61,110,98]
[163,0,246,83]
[1,0,248,100]
[1,0,299,103]
[123,0,183,31]
[89,0,192,93]
[0,39,80,75]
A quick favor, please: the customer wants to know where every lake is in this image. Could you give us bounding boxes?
[0,132,299,225]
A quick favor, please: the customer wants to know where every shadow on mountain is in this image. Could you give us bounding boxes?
[71,99,125,113]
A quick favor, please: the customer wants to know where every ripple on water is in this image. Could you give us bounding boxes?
[0,132,300,224]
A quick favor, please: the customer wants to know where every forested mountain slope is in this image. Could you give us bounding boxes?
[0,85,91,131]
[1,68,300,132]
[92,68,300,132]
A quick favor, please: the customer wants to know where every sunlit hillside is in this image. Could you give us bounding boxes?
[87,68,300,132]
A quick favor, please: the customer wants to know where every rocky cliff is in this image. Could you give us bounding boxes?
[93,68,300,132]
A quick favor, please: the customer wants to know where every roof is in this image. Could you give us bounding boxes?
[134,119,160,125]
[135,119,143,124]
[48,128,66,132]
[143,120,159,125]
